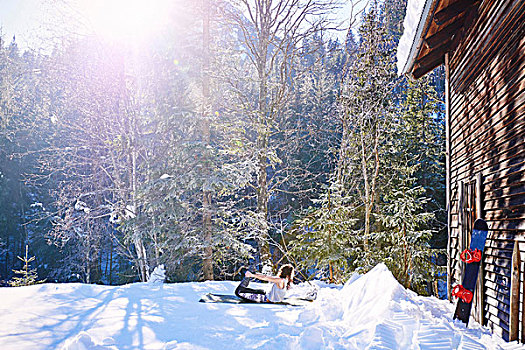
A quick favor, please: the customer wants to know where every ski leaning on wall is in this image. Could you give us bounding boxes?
[452,218,489,326]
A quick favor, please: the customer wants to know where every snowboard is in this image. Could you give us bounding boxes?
[199,293,315,306]
[453,218,489,326]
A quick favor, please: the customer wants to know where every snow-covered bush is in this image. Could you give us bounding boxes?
[148,264,166,284]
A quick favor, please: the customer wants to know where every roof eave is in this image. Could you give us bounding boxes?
[401,0,439,76]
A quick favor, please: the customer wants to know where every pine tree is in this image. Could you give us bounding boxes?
[381,0,407,44]
[0,35,61,283]
[290,4,397,281]
[9,245,42,287]
[374,75,445,293]
[291,2,444,291]
[400,76,446,249]
[375,166,435,291]
[337,4,397,267]
[290,181,360,282]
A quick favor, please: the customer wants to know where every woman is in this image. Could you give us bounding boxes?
[235,264,294,303]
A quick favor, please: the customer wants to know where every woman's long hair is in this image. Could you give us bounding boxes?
[278,264,294,290]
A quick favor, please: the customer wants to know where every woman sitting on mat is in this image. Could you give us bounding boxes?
[235,264,294,303]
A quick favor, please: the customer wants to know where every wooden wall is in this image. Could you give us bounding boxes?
[447,0,525,342]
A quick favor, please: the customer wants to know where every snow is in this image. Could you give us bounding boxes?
[148,265,166,284]
[74,200,91,213]
[261,265,272,276]
[397,0,432,75]
[124,204,136,219]
[1,263,522,349]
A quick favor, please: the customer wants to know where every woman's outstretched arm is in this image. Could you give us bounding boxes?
[246,271,286,289]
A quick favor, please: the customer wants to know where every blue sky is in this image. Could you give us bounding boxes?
[1,0,362,50]
[0,0,51,47]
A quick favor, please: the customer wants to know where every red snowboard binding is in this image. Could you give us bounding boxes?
[460,248,482,264]
[452,285,473,303]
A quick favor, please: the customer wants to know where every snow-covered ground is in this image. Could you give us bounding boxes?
[1,264,522,350]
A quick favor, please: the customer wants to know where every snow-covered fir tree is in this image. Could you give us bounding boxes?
[291,2,444,292]
[9,245,41,287]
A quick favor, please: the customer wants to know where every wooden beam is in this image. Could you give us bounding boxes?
[434,0,481,25]
[415,35,452,67]
[523,243,525,343]
[509,241,520,341]
[425,17,465,49]
[413,56,444,79]
[412,40,449,79]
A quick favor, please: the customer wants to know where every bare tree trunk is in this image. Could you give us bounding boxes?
[360,121,380,256]
[360,128,370,252]
[328,189,334,283]
[114,51,148,283]
[201,0,214,280]
[131,110,148,282]
[86,249,91,284]
[109,242,113,285]
[403,222,408,285]
[224,0,339,270]
[256,29,272,269]
[256,116,271,267]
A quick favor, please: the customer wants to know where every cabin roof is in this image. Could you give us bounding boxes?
[397,0,483,78]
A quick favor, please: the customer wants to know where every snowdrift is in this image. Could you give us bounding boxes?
[1,263,521,349]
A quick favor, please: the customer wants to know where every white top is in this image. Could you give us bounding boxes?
[267,280,287,302]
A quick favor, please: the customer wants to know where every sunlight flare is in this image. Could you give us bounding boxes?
[80,0,173,42]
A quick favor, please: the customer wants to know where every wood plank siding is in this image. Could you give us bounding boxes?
[447,0,525,341]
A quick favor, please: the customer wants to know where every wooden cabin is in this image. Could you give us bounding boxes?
[397,0,525,342]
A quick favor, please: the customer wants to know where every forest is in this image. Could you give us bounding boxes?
[0,0,447,295]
